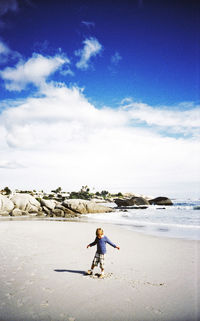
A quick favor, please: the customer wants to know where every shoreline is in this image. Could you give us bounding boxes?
[0,219,199,321]
[1,214,199,242]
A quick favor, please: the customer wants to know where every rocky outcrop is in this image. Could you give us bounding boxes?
[0,194,113,217]
[149,197,173,206]
[114,197,149,207]
[62,199,113,214]
[10,194,41,213]
[0,194,14,215]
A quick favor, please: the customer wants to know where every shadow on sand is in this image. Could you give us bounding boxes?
[54,269,86,275]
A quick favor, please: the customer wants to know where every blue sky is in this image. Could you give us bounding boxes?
[0,0,200,197]
[1,0,199,106]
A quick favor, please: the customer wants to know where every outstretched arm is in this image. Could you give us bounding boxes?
[87,237,97,248]
[106,236,120,250]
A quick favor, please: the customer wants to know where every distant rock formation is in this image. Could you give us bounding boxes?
[0,192,174,217]
[114,197,149,207]
[149,197,173,206]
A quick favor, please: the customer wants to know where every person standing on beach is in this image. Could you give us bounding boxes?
[87,228,120,278]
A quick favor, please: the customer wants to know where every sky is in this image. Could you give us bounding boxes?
[0,0,200,198]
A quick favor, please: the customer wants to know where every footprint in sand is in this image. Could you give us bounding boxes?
[5,293,13,300]
[17,299,24,307]
[20,286,26,292]
[17,266,23,271]
[25,280,34,286]
[144,281,166,286]
[42,287,54,293]
[40,301,49,308]
[145,305,163,315]
[88,272,113,279]
[0,302,6,309]
[6,278,15,285]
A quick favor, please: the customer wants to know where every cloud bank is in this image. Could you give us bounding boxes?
[0,79,199,197]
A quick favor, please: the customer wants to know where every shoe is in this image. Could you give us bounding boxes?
[86,270,93,275]
[99,273,104,278]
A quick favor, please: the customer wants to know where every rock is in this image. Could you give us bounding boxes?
[36,211,46,217]
[0,210,10,216]
[132,197,149,206]
[114,198,135,207]
[64,212,80,218]
[10,194,40,213]
[42,206,51,215]
[55,204,66,211]
[193,206,200,210]
[28,212,38,216]
[41,199,56,210]
[114,197,149,207]
[11,208,23,216]
[0,194,14,213]
[63,207,78,216]
[52,209,65,217]
[149,197,173,206]
[21,211,29,215]
[62,199,113,214]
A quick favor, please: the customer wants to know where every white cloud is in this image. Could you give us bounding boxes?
[111,51,122,65]
[0,40,9,55]
[81,21,95,28]
[75,37,102,70]
[0,82,199,198]
[0,53,70,91]
[0,39,21,64]
[0,0,18,16]
[123,101,200,137]
[0,160,24,169]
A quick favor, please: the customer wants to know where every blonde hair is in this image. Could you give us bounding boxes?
[96,228,104,236]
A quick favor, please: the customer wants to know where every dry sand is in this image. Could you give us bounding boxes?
[0,219,199,321]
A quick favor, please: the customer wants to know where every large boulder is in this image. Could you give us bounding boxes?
[0,194,14,214]
[149,197,173,206]
[40,199,56,210]
[10,194,40,213]
[114,197,149,207]
[62,199,113,214]
[114,198,135,207]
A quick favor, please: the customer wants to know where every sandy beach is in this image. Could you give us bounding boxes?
[0,219,199,321]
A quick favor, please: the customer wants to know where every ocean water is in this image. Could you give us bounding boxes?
[84,199,200,240]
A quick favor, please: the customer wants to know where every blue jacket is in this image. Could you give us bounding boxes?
[89,235,116,254]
